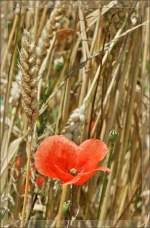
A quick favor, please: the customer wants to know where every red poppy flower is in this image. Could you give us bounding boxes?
[34,135,110,186]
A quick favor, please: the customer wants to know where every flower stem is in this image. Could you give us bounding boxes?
[55,185,68,228]
[21,133,33,227]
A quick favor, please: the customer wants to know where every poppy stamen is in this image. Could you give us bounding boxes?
[70,168,77,176]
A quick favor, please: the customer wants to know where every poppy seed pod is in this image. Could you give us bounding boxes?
[108,129,119,142]
[63,200,71,215]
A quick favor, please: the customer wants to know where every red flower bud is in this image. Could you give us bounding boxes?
[35,176,45,186]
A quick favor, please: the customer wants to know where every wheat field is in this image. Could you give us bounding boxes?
[0,1,149,227]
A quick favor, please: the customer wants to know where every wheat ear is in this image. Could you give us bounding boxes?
[20,30,38,227]
[20,30,38,130]
[36,1,66,66]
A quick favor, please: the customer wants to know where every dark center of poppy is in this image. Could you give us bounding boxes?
[69,168,78,176]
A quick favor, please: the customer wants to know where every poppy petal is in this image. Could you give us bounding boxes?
[54,165,73,182]
[34,135,78,180]
[78,139,108,171]
[62,175,81,186]
[34,151,58,178]
[63,166,111,186]
[53,135,78,170]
